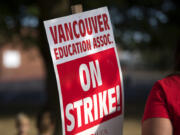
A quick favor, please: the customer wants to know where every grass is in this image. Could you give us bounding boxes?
[0,116,141,135]
[0,116,37,135]
[123,118,141,135]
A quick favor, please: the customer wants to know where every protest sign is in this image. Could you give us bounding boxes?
[44,7,124,135]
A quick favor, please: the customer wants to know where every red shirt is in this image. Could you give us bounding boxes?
[143,75,180,135]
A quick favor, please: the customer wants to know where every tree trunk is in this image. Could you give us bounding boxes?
[37,0,69,134]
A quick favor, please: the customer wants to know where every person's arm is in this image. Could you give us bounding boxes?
[142,81,173,135]
[142,118,173,135]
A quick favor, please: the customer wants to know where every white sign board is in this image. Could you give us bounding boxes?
[44,7,124,135]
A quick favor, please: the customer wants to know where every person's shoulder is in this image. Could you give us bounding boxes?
[159,74,180,86]
[157,74,180,93]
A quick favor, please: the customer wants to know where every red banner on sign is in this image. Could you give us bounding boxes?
[57,48,122,134]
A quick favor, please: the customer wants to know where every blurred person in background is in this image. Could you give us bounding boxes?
[15,113,31,135]
[142,40,180,135]
[37,108,56,135]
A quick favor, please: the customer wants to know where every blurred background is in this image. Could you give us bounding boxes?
[0,0,179,135]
